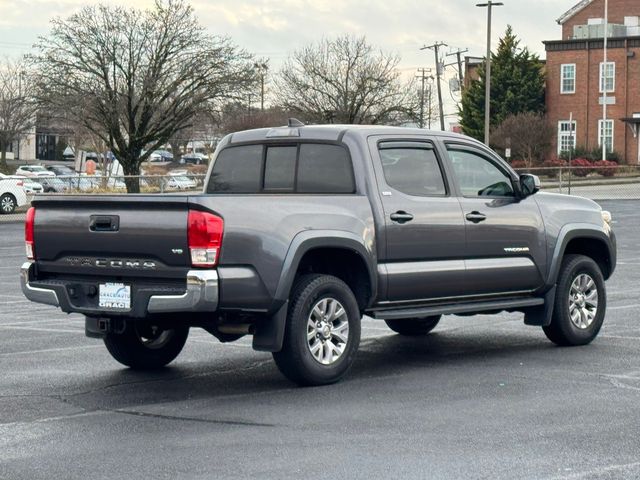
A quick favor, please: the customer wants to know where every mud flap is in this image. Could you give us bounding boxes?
[252,301,288,352]
[524,286,556,326]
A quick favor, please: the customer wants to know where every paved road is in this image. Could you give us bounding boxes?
[1,201,639,480]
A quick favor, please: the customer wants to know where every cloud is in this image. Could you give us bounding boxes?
[0,0,577,71]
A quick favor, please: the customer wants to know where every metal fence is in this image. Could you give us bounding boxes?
[2,167,640,224]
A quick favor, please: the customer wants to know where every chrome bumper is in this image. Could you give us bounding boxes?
[20,262,219,314]
[20,262,60,307]
[147,270,219,312]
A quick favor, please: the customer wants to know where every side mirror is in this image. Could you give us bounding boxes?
[519,174,540,198]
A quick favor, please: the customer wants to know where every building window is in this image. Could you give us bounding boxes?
[599,62,615,93]
[558,121,577,155]
[561,64,576,94]
[598,119,614,153]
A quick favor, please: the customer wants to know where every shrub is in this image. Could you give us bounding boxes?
[593,160,618,177]
[560,146,621,163]
[570,158,593,177]
[559,146,589,162]
[509,160,528,170]
[540,158,567,178]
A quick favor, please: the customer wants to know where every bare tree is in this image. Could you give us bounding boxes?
[0,58,37,172]
[275,35,415,125]
[30,0,255,192]
[217,102,292,135]
[491,112,554,168]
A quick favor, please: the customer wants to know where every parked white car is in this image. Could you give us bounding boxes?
[0,174,28,214]
[15,165,56,178]
[165,175,197,190]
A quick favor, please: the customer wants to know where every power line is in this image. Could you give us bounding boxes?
[420,42,447,131]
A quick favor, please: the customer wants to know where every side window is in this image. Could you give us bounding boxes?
[297,144,354,193]
[378,142,446,196]
[264,146,296,191]
[207,145,262,193]
[447,148,514,197]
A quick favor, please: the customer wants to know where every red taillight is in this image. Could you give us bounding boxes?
[25,207,35,260]
[187,210,223,267]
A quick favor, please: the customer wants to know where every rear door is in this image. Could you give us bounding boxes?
[442,142,546,295]
[368,137,467,302]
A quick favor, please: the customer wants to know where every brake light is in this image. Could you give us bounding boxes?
[25,207,35,260]
[16,180,23,187]
[188,210,223,267]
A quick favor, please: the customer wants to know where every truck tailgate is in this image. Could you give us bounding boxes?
[32,195,191,279]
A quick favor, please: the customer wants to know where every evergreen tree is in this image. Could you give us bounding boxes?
[459,26,545,142]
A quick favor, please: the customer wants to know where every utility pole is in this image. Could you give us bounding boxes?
[446,48,468,87]
[254,61,269,112]
[602,0,609,161]
[476,1,504,145]
[421,42,447,130]
[416,68,433,129]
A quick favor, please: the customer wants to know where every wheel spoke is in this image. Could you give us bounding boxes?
[585,278,595,291]
[326,299,337,321]
[310,340,322,358]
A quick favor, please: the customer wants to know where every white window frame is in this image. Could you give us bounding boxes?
[598,119,614,153]
[557,120,577,155]
[560,64,576,94]
[599,62,615,93]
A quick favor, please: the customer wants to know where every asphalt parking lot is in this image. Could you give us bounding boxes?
[1,200,639,480]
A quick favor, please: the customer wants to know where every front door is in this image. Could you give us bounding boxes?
[369,137,467,302]
[443,142,546,295]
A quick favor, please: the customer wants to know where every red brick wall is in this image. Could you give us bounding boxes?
[562,0,640,40]
[546,41,640,163]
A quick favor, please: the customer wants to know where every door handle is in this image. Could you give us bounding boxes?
[390,211,414,224]
[89,215,120,232]
[465,211,487,223]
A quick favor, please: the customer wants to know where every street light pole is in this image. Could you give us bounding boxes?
[254,61,269,112]
[477,1,504,146]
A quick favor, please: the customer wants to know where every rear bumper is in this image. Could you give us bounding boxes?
[20,262,219,316]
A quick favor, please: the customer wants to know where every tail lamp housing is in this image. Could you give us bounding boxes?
[25,206,35,260]
[187,210,223,267]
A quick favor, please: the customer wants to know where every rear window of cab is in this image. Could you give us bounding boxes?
[206,143,355,194]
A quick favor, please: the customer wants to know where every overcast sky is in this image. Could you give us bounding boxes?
[0,0,582,122]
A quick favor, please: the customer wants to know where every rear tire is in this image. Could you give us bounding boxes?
[0,193,16,214]
[104,322,189,369]
[384,316,441,336]
[543,254,606,346]
[273,274,361,386]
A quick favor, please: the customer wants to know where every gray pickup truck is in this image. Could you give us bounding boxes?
[21,123,616,385]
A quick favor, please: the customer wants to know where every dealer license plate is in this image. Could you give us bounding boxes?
[99,283,131,310]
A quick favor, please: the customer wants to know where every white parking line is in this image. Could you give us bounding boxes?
[0,344,103,357]
[0,325,83,334]
[609,304,640,311]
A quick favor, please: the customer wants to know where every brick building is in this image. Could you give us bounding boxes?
[544,0,640,164]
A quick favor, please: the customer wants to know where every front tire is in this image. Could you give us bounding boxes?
[0,193,17,214]
[543,254,606,346]
[384,316,441,336]
[104,322,189,369]
[273,274,361,386]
